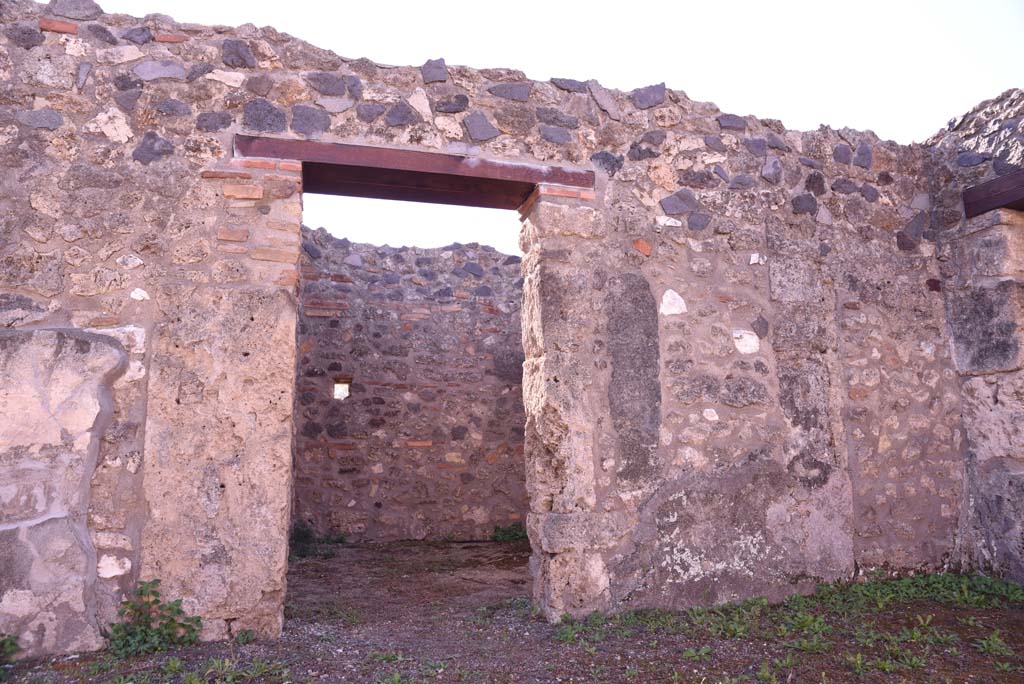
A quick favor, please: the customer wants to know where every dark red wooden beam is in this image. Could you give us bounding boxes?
[234,135,594,210]
[963,168,1024,218]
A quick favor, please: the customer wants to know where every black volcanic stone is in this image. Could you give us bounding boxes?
[487,82,531,101]
[114,73,143,91]
[474,285,492,296]
[551,77,588,93]
[222,39,256,69]
[641,130,667,146]
[798,156,823,169]
[859,183,880,202]
[751,315,770,338]
[630,82,665,110]
[434,94,469,113]
[895,231,918,251]
[717,113,746,131]
[627,142,659,161]
[743,138,767,156]
[660,188,699,215]
[677,169,720,189]
[704,135,727,153]
[356,103,385,123]
[85,23,117,45]
[156,98,190,116]
[343,75,363,99]
[536,107,579,129]
[291,105,331,136]
[186,62,214,82]
[306,72,346,96]
[805,171,826,196]
[196,111,232,131]
[4,25,44,49]
[420,58,448,83]
[957,151,991,167]
[50,0,102,20]
[728,174,756,190]
[995,157,1022,175]
[132,131,173,165]
[113,89,142,112]
[766,131,791,151]
[245,74,273,96]
[464,111,500,142]
[688,213,712,231]
[384,101,421,127]
[792,193,818,215]
[243,98,286,132]
[877,171,894,185]
[591,151,624,176]
[539,125,571,145]
[831,178,860,194]
[464,262,484,277]
[833,143,852,165]
[123,26,153,44]
[853,141,873,169]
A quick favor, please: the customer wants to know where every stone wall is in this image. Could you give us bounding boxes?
[293,227,527,542]
[0,0,1021,658]
[926,90,1024,584]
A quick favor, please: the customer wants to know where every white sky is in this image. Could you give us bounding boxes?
[102,0,1024,255]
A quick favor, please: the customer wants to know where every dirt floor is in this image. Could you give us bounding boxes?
[6,540,1024,683]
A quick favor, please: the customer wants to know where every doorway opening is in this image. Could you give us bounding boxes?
[234,134,595,632]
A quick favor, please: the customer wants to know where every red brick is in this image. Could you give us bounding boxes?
[154,33,188,43]
[633,238,653,256]
[223,184,263,200]
[39,17,77,34]
[278,161,302,172]
[232,158,276,170]
[249,247,296,263]
[406,441,433,447]
[276,269,299,287]
[217,226,250,242]
[217,244,248,254]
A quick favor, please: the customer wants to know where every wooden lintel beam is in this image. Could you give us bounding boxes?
[963,168,1024,218]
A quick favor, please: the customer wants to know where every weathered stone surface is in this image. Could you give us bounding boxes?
[434,93,469,114]
[420,58,448,83]
[15,108,63,130]
[49,0,102,20]
[384,100,421,127]
[606,273,660,487]
[629,83,665,110]
[590,151,623,176]
[488,82,531,101]
[222,39,256,68]
[133,59,185,81]
[290,104,330,136]
[132,130,173,164]
[122,26,152,45]
[947,281,1023,374]
[196,111,232,132]
[355,102,385,123]
[243,98,286,132]
[464,110,500,142]
[551,78,587,93]
[660,188,699,215]
[4,24,44,49]
[142,287,296,641]
[0,329,125,657]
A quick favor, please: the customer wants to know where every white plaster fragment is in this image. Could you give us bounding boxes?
[129,288,149,301]
[83,108,133,144]
[205,70,245,87]
[116,253,144,270]
[96,45,145,65]
[732,329,760,354]
[408,87,432,121]
[702,408,719,421]
[659,289,687,316]
[97,555,132,579]
[749,252,767,265]
[656,216,682,227]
